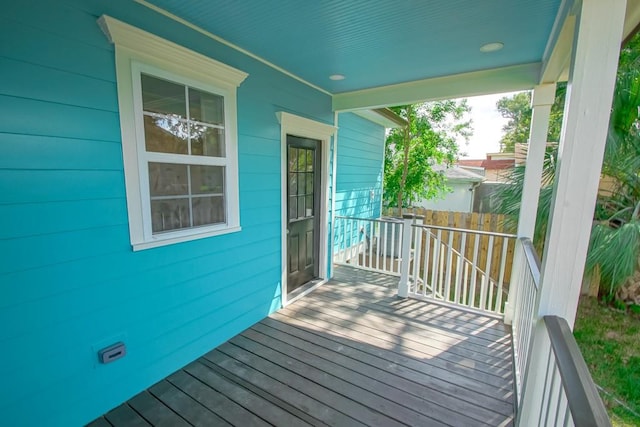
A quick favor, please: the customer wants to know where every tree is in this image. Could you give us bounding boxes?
[495,32,640,301]
[497,92,532,152]
[496,86,566,152]
[383,100,472,214]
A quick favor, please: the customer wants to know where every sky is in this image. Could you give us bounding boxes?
[456,92,522,159]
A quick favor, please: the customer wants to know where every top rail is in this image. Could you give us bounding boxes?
[335,215,403,224]
[520,237,541,289]
[413,223,517,239]
[543,315,611,427]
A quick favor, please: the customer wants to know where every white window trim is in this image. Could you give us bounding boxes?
[277,112,337,306]
[99,15,248,250]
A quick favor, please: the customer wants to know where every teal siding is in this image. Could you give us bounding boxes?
[334,113,386,219]
[0,1,334,425]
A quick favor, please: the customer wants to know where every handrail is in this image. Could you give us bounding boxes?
[520,237,541,288]
[543,316,611,427]
[335,215,403,223]
[414,223,517,239]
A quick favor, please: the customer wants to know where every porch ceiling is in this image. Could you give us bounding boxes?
[140,0,640,109]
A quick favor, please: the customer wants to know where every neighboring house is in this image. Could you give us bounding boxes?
[459,151,515,182]
[0,1,637,426]
[414,165,485,212]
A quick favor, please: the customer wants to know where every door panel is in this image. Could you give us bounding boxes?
[287,136,320,293]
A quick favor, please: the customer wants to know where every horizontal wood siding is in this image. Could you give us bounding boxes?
[334,113,385,219]
[0,1,333,425]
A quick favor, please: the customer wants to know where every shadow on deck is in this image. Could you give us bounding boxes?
[89,265,515,427]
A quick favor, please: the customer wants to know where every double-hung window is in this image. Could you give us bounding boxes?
[99,15,248,250]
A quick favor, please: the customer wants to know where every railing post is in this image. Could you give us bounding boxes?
[398,214,414,298]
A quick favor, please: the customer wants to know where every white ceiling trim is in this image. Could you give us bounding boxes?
[332,63,541,112]
[135,0,332,96]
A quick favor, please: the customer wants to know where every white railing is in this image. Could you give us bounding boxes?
[333,216,404,275]
[406,220,516,315]
[512,238,541,401]
[517,316,611,427]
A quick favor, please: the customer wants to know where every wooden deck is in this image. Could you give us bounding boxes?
[89,266,515,427]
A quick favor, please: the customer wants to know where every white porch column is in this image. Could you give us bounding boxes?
[537,0,625,326]
[518,0,626,424]
[504,83,556,324]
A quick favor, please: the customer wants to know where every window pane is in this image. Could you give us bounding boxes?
[289,195,297,220]
[191,126,225,157]
[306,173,314,196]
[149,163,188,196]
[297,172,305,195]
[306,150,314,171]
[189,88,224,125]
[141,74,186,118]
[288,173,297,196]
[289,148,297,172]
[298,150,306,172]
[144,115,188,154]
[191,165,224,195]
[305,195,313,216]
[151,198,190,232]
[192,196,225,226]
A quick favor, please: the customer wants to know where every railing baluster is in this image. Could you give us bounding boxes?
[375,221,380,271]
[495,239,509,312]
[413,222,423,287]
[444,231,454,302]
[368,221,373,269]
[454,232,466,304]
[390,222,397,272]
[481,235,494,311]
[431,229,440,298]
[462,262,469,306]
[469,234,480,308]
[382,221,388,271]
[422,229,430,297]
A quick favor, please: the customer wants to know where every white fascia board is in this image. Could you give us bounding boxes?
[352,109,404,129]
[332,63,540,112]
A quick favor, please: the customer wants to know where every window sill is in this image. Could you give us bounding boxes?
[132,225,242,251]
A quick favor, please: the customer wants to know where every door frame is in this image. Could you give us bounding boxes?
[277,112,336,306]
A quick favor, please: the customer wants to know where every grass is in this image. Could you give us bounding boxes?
[574,297,640,426]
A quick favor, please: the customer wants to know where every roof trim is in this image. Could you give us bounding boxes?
[352,108,407,128]
[332,63,541,112]
[134,0,332,96]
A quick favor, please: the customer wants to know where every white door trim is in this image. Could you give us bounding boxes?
[277,112,337,306]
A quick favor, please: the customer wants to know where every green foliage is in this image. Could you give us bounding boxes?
[496,85,566,152]
[496,92,532,152]
[492,144,557,250]
[383,101,471,211]
[574,297,640,425]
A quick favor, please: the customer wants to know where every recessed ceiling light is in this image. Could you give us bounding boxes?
[480,42,504,53]
[329,74,345,81]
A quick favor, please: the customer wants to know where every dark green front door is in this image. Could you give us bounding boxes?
[287,135,321,293]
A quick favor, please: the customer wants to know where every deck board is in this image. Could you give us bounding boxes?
[89,265,515,426]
